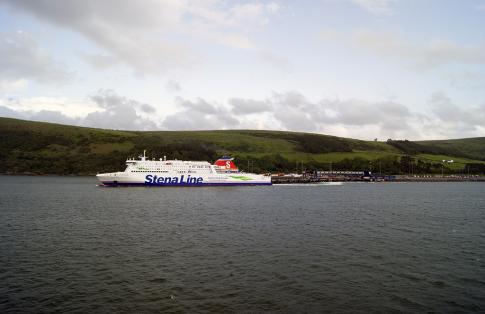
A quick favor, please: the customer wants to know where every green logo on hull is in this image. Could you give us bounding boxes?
[229,175,253,181]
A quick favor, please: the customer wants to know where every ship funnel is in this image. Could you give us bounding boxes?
[214,156,238,170]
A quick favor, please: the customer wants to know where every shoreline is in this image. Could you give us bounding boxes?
[2,173,485,183]
[271,175,485,183]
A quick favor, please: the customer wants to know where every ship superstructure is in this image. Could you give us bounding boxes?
[96,151,271,186]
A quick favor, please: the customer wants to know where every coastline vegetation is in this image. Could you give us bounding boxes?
[1,117,485,175]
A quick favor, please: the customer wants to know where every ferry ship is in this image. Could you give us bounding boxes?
[96,151,272,186]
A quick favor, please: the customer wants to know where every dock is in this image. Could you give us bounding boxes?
[271,172,485,184]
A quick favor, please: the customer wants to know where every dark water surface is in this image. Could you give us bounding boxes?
[1,176,484,313]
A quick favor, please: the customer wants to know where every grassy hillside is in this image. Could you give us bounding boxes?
[1,117,484,175]
[418,138,485,162]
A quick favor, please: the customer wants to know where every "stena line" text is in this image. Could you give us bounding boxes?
[145,174,203,184]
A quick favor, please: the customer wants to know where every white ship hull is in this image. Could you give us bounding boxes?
[97,172,272,186]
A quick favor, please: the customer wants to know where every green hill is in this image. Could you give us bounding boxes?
[1,117,484,175]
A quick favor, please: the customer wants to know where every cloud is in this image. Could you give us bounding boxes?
[256,50,292,70]
[161,97,239,130]
[160,91,484,139]
[1,1,280,75]
[84,90,157,130]
[265,92,414,136]
[0,103,78,125]
[79,53,120,69]
[325,99,411,128]
[447,71,485,89]
[0,31,71,83]
[1,95,99,117]
[424,92,485,137]
[229,98,272,114]
[160,91,416,137]
[30,110,79,125]
[0,105,23,119]
[186,1,279,30]
[166,80,182,92]
[227,2,280,27]
[321,28,485,70]
[353,29,485,69]
[183,2,280,51]
[0,79,28,92]
[350,0,396,15]
[270,92,319,132]
[139,103,156,114]
[1,0,192,75]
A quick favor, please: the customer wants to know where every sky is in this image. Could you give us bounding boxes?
[1,0,485,140]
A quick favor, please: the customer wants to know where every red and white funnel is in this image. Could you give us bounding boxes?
[214,156,238,171]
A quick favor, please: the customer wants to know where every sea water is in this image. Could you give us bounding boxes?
[1,176,484,313]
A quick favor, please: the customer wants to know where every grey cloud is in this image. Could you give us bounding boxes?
[163,92,417,136]
[323,99,411,129]
[0,105,24,119]
[139,103,156,114]
[428,92,485,131]
[270,92,318,131]
[265,92,412,134]
[0,31,70,83]
[429,93,461,121]
[90,89,154,113]
[229,98,271,114]
[84,90,157,130]
[166,80,182,92]
[178,98,220,114]
[0,105,77,125]
[162,98,239,130]
[30,110,78,125]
